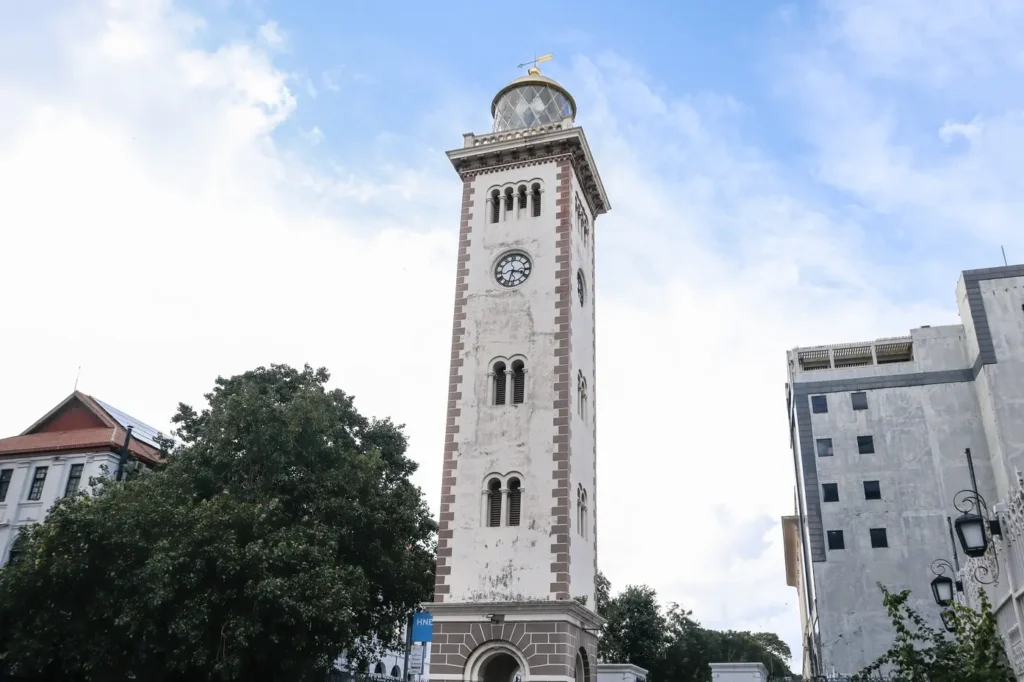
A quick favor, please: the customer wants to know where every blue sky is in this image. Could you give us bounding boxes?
[3,0,1024,667]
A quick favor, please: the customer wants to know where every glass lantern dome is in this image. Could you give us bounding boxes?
[491,68,576,132]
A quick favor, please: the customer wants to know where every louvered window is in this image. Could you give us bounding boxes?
[491,190,500,223]
[531,184,542,217]
[507,478,521,526]
[512,360,525,404]
[505,188,514,213]
[518,186,528,213]
[493,361,507,405]
[488,479,502,527]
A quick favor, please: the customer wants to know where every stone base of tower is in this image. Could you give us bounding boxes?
[424,601,604,682]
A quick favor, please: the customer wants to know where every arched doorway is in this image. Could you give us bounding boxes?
[480,651,519,682]
[575,647,591,682]
[464,641,529,682]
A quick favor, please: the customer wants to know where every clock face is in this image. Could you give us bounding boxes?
[495,252,532,288]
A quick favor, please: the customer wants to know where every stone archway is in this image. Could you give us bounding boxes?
[464,641,529,682]
[575,647,592,682]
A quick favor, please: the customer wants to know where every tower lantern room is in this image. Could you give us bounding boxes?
[491,67,577,132]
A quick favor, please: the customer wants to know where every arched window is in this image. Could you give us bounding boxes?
[531,183,542,217]
[518,185,528,215]
[581,488,588,539]
[491,189,500,224]
[505,187,514,214]
[576,483,583,534]
[511,360,526,404]
[488,478,502,527]
[507,477,522,526]
[391,666,401,678]
[493,361,507,405]
[577,270,586,307]
[578,371,588,420]
[374,662,386,675]
[5,535,23,566]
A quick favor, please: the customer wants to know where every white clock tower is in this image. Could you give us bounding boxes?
[426,65,610,682]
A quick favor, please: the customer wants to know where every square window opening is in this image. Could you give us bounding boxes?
[870,528,889,548]
[851,392,868,410]
[816,438,834,458]
[857,435,875,454]
[864,480,881,500]
[811,395,828,414]
[827,530,845,550]
[822,483,839,503]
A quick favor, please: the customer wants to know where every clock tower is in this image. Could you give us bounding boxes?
[426,66,610,682]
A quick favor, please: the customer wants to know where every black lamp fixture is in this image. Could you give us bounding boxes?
[952,449,1002,565]
[930,518,965,607]
[939,609,957,633]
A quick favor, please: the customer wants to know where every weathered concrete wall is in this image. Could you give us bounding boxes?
[568,172,597,608]
[786,266,1024,676]
[442,156,598,605]
[0,451,119,563]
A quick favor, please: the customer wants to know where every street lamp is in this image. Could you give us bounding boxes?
[939,609,957,633]
[930,517,965,607]
[951,449,1002,579]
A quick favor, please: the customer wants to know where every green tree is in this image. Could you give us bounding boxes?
[596,575,792,681]
[599,585,668,669]
[855,584,1014,682]
[0,364,437,682]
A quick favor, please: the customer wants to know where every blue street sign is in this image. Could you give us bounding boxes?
[411,612,433,642]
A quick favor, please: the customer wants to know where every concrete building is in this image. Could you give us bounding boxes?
[0,391,163,564]
[783,264,1024,678]
[426,63,609,682]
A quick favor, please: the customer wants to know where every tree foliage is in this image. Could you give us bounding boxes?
[855,584,1014,682]
[0,364,437,682]
[595,572,791,681]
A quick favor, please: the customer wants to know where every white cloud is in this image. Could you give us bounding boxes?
[939,118,985,142]
[6,0,1021,666]
[301,125,324,145]
[258,20,286,50]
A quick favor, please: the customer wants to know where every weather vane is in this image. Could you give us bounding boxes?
[516,53,553,73]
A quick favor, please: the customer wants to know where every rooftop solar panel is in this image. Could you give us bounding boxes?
[93,398,165,449]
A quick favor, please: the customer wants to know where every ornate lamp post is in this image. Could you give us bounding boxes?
[952,448,1001,584]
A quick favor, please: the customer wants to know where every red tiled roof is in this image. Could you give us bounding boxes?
[1,392,165,466]
[0,426,162,465]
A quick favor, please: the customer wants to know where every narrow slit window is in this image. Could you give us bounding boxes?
[491,190,500,224]
[531,183,542,217]
[493,361,507,405]
[577,371,588,420]
[488,478,502,527]
[507,478,521,526]
[511,360,525,404]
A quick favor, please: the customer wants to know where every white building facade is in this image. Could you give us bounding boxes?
[426,66,609,682]
[784,264,1024,678]
[0,391,163,565]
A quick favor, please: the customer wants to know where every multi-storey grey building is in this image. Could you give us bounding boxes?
[783,264,1024,678]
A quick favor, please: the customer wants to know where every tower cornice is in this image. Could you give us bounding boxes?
[447,121,611,217]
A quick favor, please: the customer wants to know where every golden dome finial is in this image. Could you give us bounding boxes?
[516,53,553,75]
